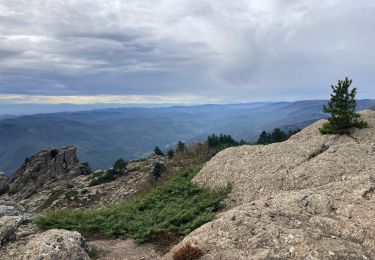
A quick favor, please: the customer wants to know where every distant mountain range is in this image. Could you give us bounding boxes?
[1,99,375,176]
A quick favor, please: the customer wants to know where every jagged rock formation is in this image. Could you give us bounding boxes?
[0,172,8,195]
[8,146,90,200]
[167,110,375,259]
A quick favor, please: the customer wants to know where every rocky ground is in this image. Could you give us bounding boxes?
[6,147,168,213]
[0,146,169,259]
[165,110,375,259]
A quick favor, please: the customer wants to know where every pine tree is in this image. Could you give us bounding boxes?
[153,146,164,156]
[167,149,175,159]
[257,131,270,145]
[176,141,186,153]
[320,77,367,134]
[152,162,166,180]
[113,158,128,172]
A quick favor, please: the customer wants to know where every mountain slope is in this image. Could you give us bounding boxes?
[166,110,375,259]
[1,100,375,175]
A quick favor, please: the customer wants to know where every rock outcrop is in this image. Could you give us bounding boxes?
[0,172,8,195]
[167,110,375,259]
[1,189,90,259]
[0,229,90,260]
[0,194,29,247]
[8,146,90,200]
[17,229,90,260]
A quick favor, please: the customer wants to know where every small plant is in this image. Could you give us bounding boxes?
[176,141,186,153]
[42,189,66,208]
[65,190,79,200]
[89,169,117,186]
[88,244,107,259]
[113,158,128,172]
[167,149,175,159]
[320,77,368,134]
[154,146,164,156]
[173,243,203,260]
[152,162,167,180]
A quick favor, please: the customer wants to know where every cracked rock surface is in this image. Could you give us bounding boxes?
[166,110,375,260]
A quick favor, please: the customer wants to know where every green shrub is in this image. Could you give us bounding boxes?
[34,166,230,244]
[256,128,300,145]
[176,141,186,153]
[42,189,66,208]
[167,149,175,159]
[152,162,167,180]
[320,77,368,134]
[113,159,128,172]
[89,169,118,186]
[153,146,164,156]
[65,190,79,200]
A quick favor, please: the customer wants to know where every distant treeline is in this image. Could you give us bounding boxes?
[256,128,301,145]
[154,127,301,159]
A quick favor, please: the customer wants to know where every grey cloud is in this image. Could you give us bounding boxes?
[0,0,374,101]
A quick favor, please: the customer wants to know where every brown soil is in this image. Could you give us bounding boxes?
[89,239,162,260]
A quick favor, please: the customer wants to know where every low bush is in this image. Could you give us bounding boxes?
[34,166,230,244]
[113,159,128,172]
[173,243,203,260]
[65,190,79,200]
[42,189,66,208]
[89,169,118,186]
[154,146,164,156]
[152,162,167,180]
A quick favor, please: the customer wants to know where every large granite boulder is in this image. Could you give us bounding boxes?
[8,146,91,200]
[166,110,375,259]
[18,229,90,260]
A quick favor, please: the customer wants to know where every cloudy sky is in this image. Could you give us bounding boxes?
[0,0,375,105]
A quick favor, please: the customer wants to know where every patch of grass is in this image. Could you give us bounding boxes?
[34,166,230,244]
[88,244,108,259]
[65,190,79,200]
[42,189,66,209]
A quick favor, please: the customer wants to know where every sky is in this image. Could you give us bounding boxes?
[0,0,375,106]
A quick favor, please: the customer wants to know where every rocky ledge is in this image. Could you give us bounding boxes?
[167,110,375,259]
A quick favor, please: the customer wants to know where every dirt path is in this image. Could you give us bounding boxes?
[89,239,163,260]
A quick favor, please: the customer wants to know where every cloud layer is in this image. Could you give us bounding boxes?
[0,0,374,103]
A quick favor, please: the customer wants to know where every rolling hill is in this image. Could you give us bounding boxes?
[1,99,375,175]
